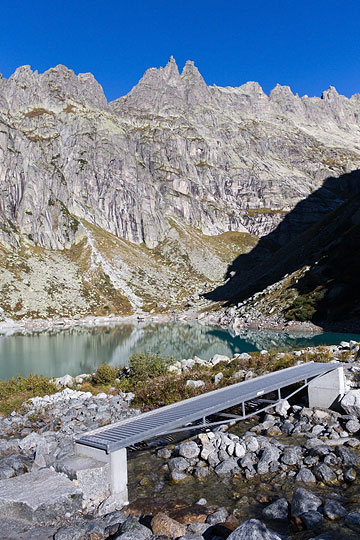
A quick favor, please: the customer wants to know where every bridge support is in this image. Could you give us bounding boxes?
[308,367,345,409]
[75,443,128,506]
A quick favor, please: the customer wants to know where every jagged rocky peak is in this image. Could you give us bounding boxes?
[112,57,212,113]
[321,85,340,101]
[238,81,267,98]
[181,60,211,104]
[269,83,304,115]
[2,64,108,111]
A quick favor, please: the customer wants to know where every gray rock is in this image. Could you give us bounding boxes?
[335,446,359,467]
[313,464,337,484]
[296,468,316,483]
[300,511,323,529]
[345,419,360,433]
[157,447,172,459]
[214,458,239,476]
[207,451,220,468]
[179,441,200,459]
[206,507,229,525]
[179,534,204,540]
[186,380,205,389]
[345,511,360,526]
[323,499,347,520]
[188,522,211,534]
[291,488,322,517]
[280,421,294,435]
[119,516,152,539]
[194,465,210,479]
[211,354,230,365]
[281,447,301,466]
[341,391,360,417]
[168,456,189,472]
[262,498,289,522]
[257,445,281,474]
[0,469,82,524]
[54,525,88,540]
[275,400,290,416]
[115,532,150,540]
[227,519,283,539]
[18,433,45,455]
[234,443,246,458]
[97,495,128,517]
[344,467,357,482]
[170,470,188,482]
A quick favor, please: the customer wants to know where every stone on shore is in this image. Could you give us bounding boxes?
[186,380,205,389]
[323,499,347,520]
[275,400,290,417]
[227,519,283,539]
[291,488,322,517]
[262,498,289,522]
[341,390,360,417]
[295,468,316,483]
[151,512,186,538]
[0,469,82,524]
[179,441,200,459]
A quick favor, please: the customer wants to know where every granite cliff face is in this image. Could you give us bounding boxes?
[0,58,360,319]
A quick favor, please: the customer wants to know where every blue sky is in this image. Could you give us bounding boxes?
[1,0,359,102]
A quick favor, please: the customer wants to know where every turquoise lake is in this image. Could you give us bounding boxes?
[0,322,359,380]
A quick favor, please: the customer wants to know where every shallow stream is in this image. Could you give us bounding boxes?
[128,418,360,539]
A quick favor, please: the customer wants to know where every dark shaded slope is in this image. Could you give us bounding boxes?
[205,171,360,325]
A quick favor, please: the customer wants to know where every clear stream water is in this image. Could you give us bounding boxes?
[0,322,360,380]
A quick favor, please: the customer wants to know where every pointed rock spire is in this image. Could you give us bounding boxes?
[321,86,340,101]
[163,56,180,82]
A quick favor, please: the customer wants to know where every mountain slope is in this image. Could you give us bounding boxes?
[0,59,360,319]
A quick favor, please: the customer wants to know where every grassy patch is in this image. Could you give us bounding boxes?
[245,208,288,216]
[24,108,55,118]
[0,374,57,414]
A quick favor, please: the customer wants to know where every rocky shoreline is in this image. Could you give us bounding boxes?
[0,308,336,337]
[1,336,360,538]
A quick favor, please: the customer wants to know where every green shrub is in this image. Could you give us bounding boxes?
[93,363,119,385]
[127,351,174,383]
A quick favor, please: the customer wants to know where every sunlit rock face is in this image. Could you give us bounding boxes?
[0,59,360,318]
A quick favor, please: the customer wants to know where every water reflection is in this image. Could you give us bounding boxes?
[0,322,359,380]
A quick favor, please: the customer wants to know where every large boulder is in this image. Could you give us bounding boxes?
[0,469,82,524]
[341,390,360,417]
[291,488,322,517]
[227,519,283,539]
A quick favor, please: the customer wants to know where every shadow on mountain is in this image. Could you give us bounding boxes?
[204,170,360,328]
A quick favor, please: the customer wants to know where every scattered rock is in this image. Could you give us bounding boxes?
[323,499,347,520]
[227,519,283,539]
[262,498,289,522]
[179,441,200,459]
[291,488,322,517]
[151,512,186,538]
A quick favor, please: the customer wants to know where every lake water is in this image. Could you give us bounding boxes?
[0,322,359,380]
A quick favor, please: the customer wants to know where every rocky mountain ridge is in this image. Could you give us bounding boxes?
[0,58,360,319]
